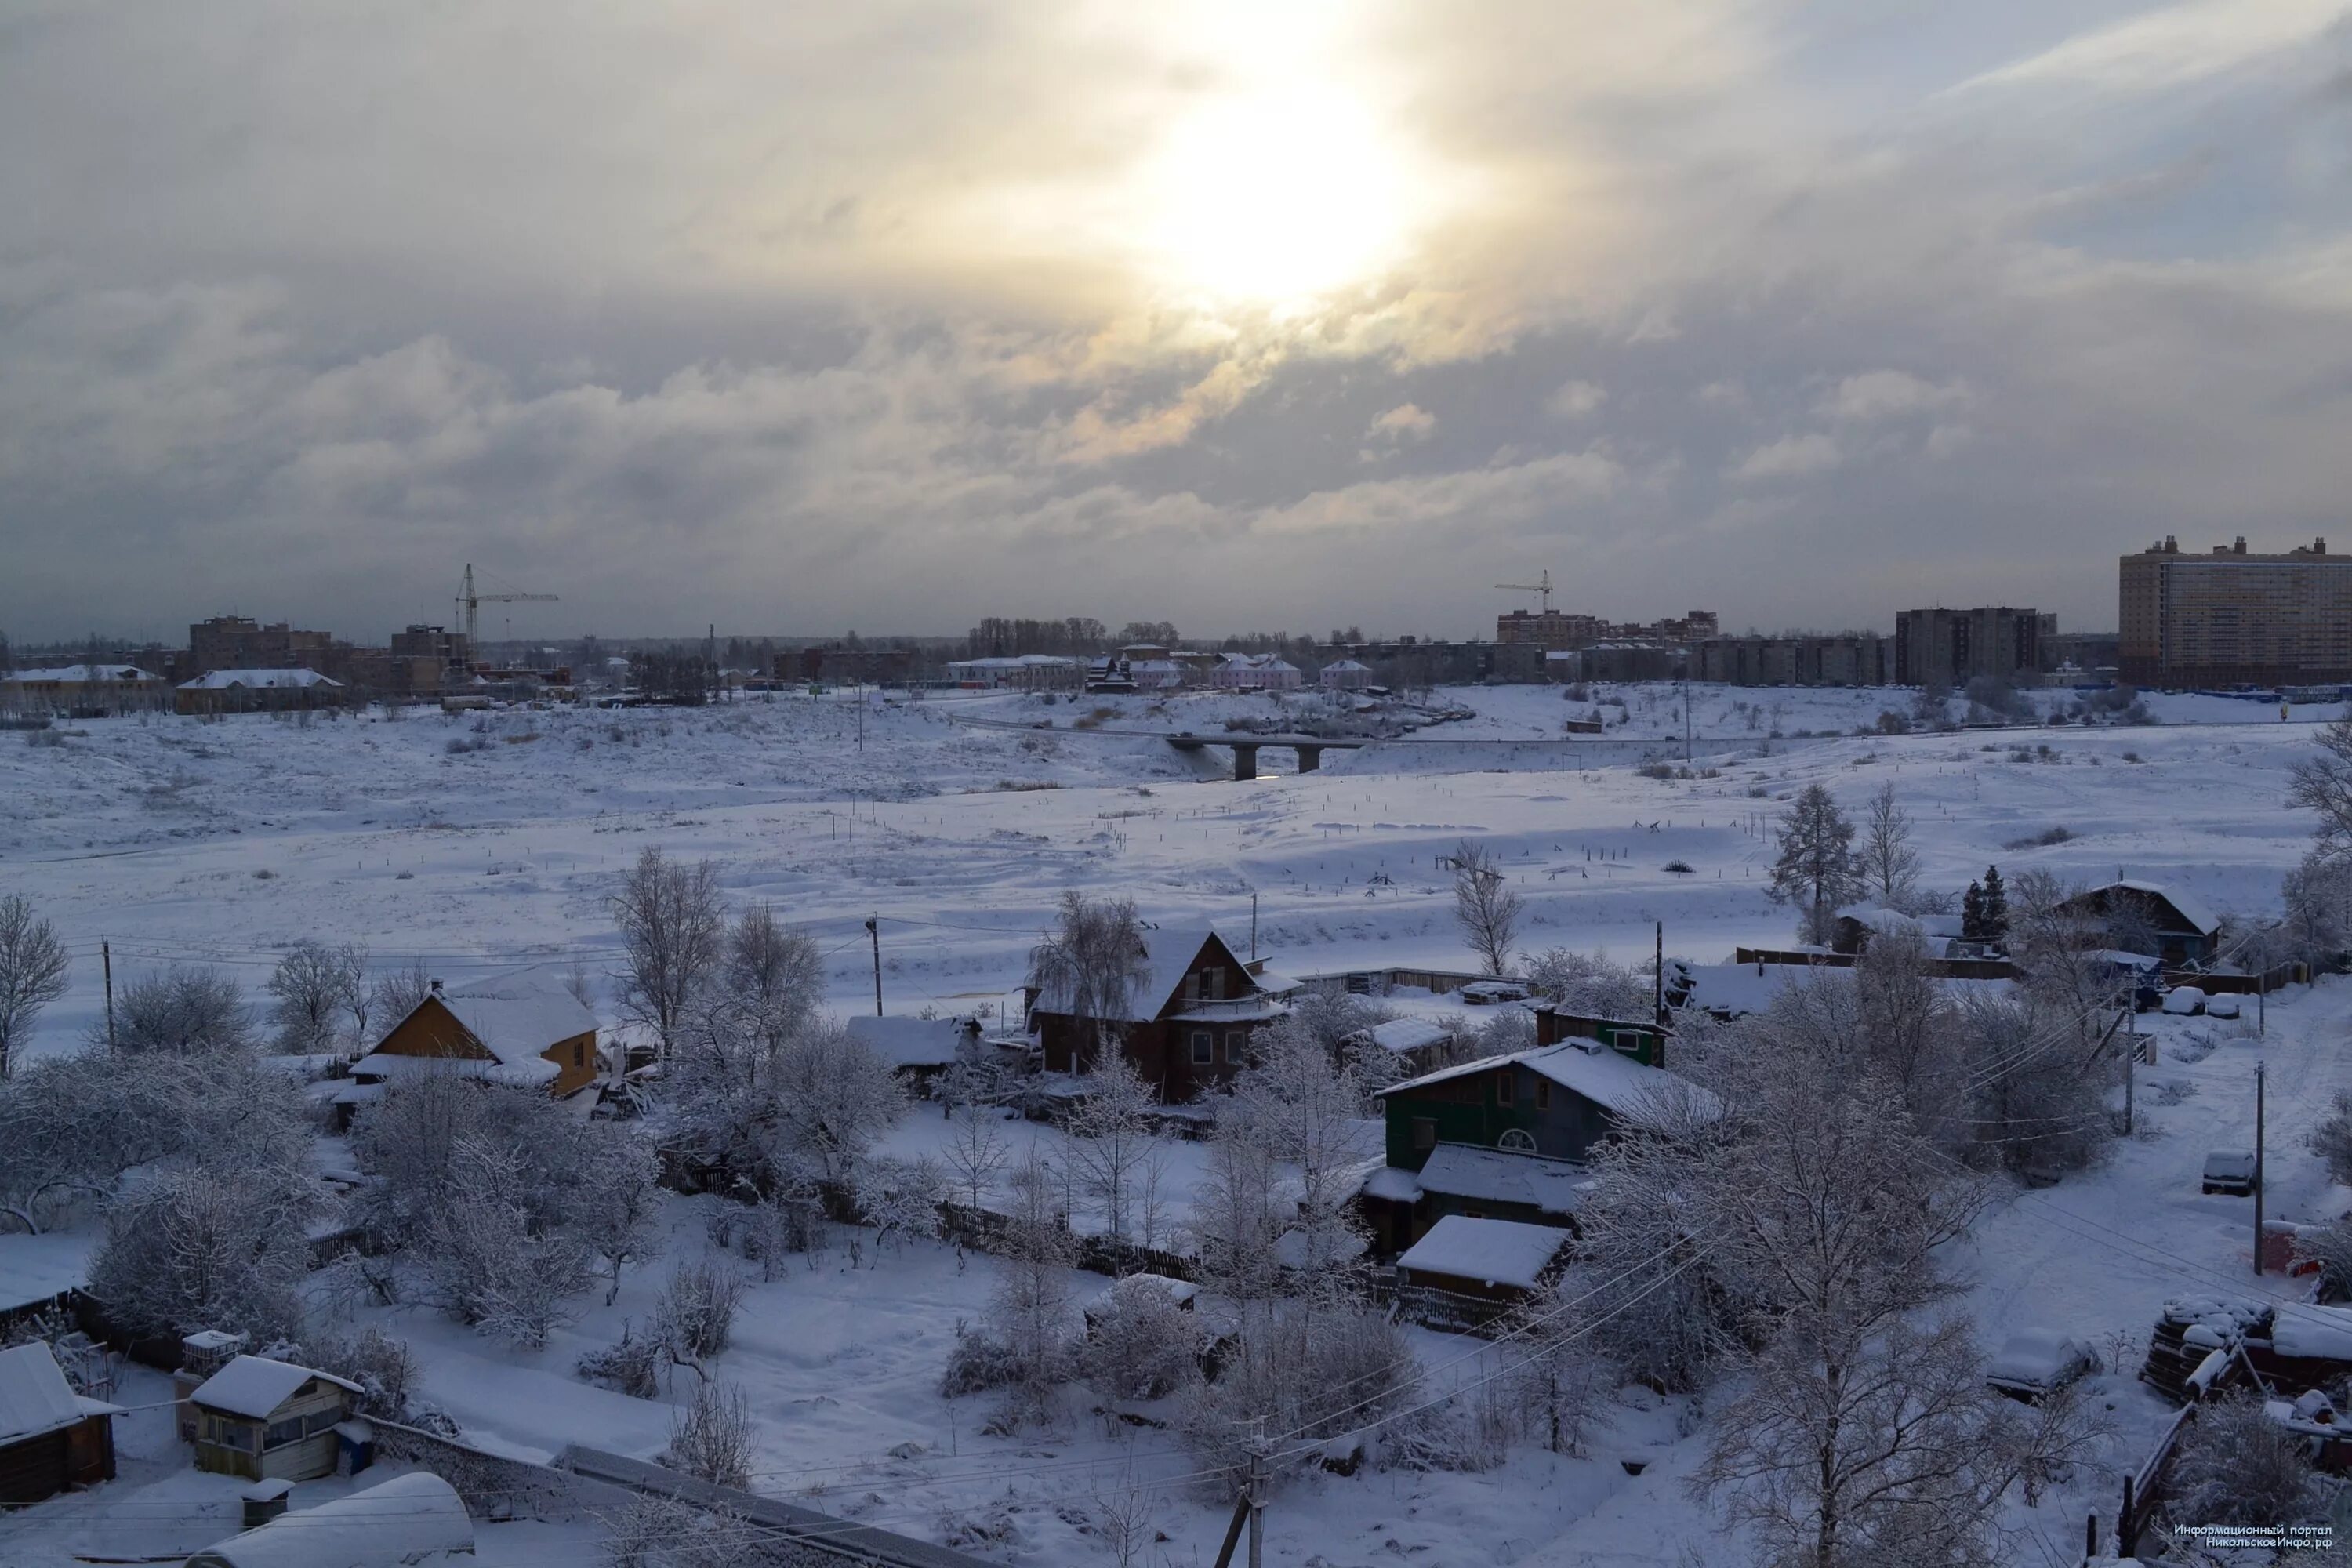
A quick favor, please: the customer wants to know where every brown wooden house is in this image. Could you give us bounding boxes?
[349,968,601,1099]
[0,1341,120,1505]
[1031,926,1293,1102]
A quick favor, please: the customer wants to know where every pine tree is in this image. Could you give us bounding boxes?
[1979,866,2009,944]
[1766,784,1867,946]
[1961,880,1986,943]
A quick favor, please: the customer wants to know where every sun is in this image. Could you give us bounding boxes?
[1131,85,1419,308]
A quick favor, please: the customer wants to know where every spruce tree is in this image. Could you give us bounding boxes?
[1767,783,1866,946]
[1962,880,1986,943]
[1980,866,2009,944]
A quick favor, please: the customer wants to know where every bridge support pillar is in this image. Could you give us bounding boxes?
[1231,744,1258,781]
[1295,745,1323,772]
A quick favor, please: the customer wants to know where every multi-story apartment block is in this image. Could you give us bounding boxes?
[2118,536,2352,688]
[1893,607,2042,690]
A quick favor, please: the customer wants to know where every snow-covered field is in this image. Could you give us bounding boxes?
[1,680,2343,1566]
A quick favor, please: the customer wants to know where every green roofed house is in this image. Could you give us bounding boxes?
[1360,1040,1719,1255]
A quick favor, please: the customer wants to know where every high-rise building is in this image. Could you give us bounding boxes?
[2118,535,2352,688]
[1893,607,2042,690]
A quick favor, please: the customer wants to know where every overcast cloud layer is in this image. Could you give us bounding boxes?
[2,0,2347,644]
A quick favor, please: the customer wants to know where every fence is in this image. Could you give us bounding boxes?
[934,1199,1200,1283]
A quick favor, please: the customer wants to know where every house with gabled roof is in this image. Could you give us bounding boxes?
[2058,879,2222,967]
[1029,925,1293,1101]
[348,967,601,1099]
[185,1355,363,1483]
[0,1341,121,1504]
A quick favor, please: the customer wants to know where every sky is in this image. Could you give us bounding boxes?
[2,0,2348,646]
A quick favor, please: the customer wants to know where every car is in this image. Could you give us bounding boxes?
[1459,981,1530,1005]
[1986,1328,2100,1402]
[2203,1149,2259,1196]
[2205,993,2242,1020]
[2161,985,2208,1017]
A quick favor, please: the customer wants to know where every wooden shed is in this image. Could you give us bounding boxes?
[0,1341,120,1505]
[350,969,601,1099]
[187,1356,363,1483]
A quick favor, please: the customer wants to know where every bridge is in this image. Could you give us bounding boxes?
[1163,731,1367,779]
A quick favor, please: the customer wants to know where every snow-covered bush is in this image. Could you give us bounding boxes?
[2310,1090,2352,1188]
[2166,1392,2322,1529]
[1178,1303,1417,1483]
[299,1327,424,1422]
[604,1497,767,1568]
[1523,948,1650,1020]
[664,1381,755,1488]
[939,1321,1020,1399]
[579,1328,666,1399]
[89,1166,311,1343]
[658,1258,744,1367]
[972,1156,1075,1428]
[1082,1277,1203,1401]
[107,964,256,1054]
[664,1011,902,1194]
[852,1156,946,1256]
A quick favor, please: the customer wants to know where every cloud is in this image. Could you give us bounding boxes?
[1730,433,1842,481]
[1820,371,1969,423]
[1545,380,1607,418]
[1366,403,1437,444]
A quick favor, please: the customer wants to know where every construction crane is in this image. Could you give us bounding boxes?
[1497,570,1555,615]
[456,563,558,652]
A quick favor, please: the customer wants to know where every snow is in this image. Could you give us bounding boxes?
[2162,985,2207,1014]
[2,664,161,684]
[1412,1143,1595,1215]
[1397,1215,1570,1291]
[0,1231,95,1313]
[844,1014,971,1069]
[182,1472,474,1568]
[427,969,598,1064]
[2270,1306,2352,1363]
[1363,1016,1457,1055]
[1983,1327,2095,1392]
[187,1356,361,1420]
[2109,877,2221,936]
[1383,1040,1722,1123]
[0,1341,89,1445]
[176,668,342,690]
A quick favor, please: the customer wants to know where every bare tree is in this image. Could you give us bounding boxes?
[722,904,822,1056]
[331,943,376,1050]
[368,957,435,1035]
[2290,715,2352,856]
[1857,782,1922,912]
[665,1381,755,1487]
[109,965,255,1054]
[768,1018,903,1185]
[1450,839,1524,976]
[1767,783,1865,945]
[942,1098,1011,1213]
[1064,1051,1158,1247]
[1026,892,1149,1068]
[659,1257,745,1370]
[985,1154,1076,1428]
[2282,850,2352,964]
[612,847,726,1058]
[0,894,69,1080]
[1089,1468,1165,1568]
[267,939,354,1054]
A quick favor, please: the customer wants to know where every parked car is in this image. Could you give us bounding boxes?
[1459,981,1530,1005]
[2203,1150,2259,1196]
[1986,1327,2100,1402]
[2205,993,2242,1020]
[2162,985,2208,1017]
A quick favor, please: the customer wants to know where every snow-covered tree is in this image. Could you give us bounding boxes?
[1083,1276,1203,1401]
[1063,1052,1158,1247]
[766,1018,902,1185]
[110,965,256,1054]
[664,1009,902,1195]
[720,904,822,1058]
[1857,782,1923,912]
[88,1164,312,1342]
[2283,850,2352,963]
[664,1381,755,1487]
[368,957,435,1039]
[1025,891,1149,1068]
[329,943,375,1049]
[0,894,69,1080]
[658,1257,744,1370]
[940,1099,1010,1213]
[416,1134,593,1345]
[2166,1391,2323,1530]
[576,1135,665,1305]
[2289,715,2352,857]
[1450,839,1523,976]
[1229,1020,1373,1240]
[981,1154,1076,1428]
[267,939,357,1054]
[612,847,726,1058]
[1523,947,1650,1020]
[1766,784,1864,946]
[851,1154,945,1257]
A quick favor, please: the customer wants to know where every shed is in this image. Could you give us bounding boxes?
[1344,1016,1458,1074]
[0,1341,120,1504]
[1396,1215,1571,1301]
[187,1356,363,1483]
[181,1470,475,1566]
[844,1014,979,1078]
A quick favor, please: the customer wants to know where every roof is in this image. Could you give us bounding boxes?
[1414,1143,1593,1214]
[844,1014,971,1069]
[1322,659,1372,673]
[176,667,343,691]
[0,1341,107,1446]
[1363,1017,1456,1056]
[2069,879,2221,936]
[188,1355,361,1420]
[415,969,598,1065]
[183,1472,474,1568]
[2,663,161,684]
[1038,925,1261,1025]
[1383,1041,1722,1122]
[1397,1215,1570,1291]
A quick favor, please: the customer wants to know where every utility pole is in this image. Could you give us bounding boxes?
[1682,678,1692,766]
[2122,1004,2134,1137]
[1247,1427,1268,1568]
[866,916,883,1017]
[1250,893,1258,962]
[1653,920,1665,1025]
[102,939,116,1053]
[2255,1058,2267,1276]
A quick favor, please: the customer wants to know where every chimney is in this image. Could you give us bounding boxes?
[2320,536,2331,556]
[2234,536,2247,554]
[429,978,443,996]
[2164,535,2178,553]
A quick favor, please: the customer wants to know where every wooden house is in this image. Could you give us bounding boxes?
[349,970,601,1100]
[844,1014,981,1090]
[1392,1215,1572,1330]
[0,1341,120,1505]
[2057,880,2222,967]
[1030,926,1294,1102]
[1532,1005,1666,1066]
[1376,1040,1718,1171]
[186,1356,363,1483]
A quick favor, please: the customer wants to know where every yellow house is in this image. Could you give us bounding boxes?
[350,969,602,1098]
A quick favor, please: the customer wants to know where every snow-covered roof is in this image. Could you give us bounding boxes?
[1322,659,1371,673]
[2072,879,2221,936]
[1363,1017,1456,1056]
[1,663,161,684]
[346,1049,560,1089]
[0,1231,93,1314]
[1383,1041,1722,1122]
[2271,1306,2352,1363]
[1397,1215,1570,1291]
[0,1341,114,1445]
[361,967,597,1073]
[1414,1143,1593,1214]
[188,1355,361,1420]
[176,668,342,691]
[844,1014,972,1069]
[1360,1166,1422,1203]
[183,1472,474,1568]
[1040,925,1261,1025]
[948,655,1080,670]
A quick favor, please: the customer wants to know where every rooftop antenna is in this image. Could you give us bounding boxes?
[1496,570,1555,614]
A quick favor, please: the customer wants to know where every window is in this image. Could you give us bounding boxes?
[1535,1080,1551,1111]
[573,1041,586,1068]
[1203,968,1225,1001]
[1497,1128,1537,1153]
[264,1415,306,1450]
[1192,1029,1214,1065]
[1412,1117,1437,1152]
[306,1409,342,1436]
[1225,1030,1247,1064]
[1497,1073,1515,1105]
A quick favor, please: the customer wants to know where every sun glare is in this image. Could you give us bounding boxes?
[1132,85,1417,307]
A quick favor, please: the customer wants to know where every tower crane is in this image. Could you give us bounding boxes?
[1497,570,1555,614]
[456,564,558,654]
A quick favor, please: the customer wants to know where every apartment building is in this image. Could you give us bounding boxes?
[2118,535,2352,688]
[1893,607,2042,690]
